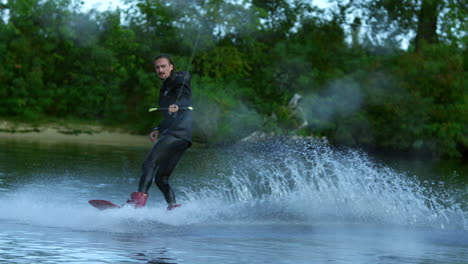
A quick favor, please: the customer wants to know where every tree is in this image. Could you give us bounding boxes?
[335,0,468,51]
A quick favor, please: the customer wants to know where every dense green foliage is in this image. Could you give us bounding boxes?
[0,0,466,159]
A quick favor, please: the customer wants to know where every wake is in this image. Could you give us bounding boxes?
[0,138,466,232]
[180,138,467,230]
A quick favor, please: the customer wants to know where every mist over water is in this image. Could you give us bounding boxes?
[300,76,364,125]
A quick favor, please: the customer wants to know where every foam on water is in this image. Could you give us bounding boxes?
[0,185,206,232]
[0,138,466,232]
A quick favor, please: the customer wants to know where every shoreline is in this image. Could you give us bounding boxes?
[0,121,149,147]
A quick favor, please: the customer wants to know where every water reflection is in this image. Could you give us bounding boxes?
[136,251,178,264]
[1,139,467,264]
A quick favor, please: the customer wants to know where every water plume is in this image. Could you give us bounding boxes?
[181,138,467,230]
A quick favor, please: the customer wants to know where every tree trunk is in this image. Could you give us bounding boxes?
[415,0,439,51]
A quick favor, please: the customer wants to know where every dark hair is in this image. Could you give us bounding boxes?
[153,54,175,68]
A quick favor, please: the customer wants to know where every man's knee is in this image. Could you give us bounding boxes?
[155,175,170,188]
[142,159,155,170]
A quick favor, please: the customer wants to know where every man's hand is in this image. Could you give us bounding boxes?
[168,104,179,114]
[149,130,159,143]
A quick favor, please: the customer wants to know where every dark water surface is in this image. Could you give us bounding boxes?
[0,138,466,263]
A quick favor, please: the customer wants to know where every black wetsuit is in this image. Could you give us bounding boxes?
[138,71,192,205]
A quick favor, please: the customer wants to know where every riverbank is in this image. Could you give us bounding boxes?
[0,120,149,147]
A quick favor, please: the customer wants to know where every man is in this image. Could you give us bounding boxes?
[126,54,193,210]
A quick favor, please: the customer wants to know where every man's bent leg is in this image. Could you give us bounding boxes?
[153,168,176,204]
[137,135,180,193]
[154,139,189,206]
[127,135,181,208]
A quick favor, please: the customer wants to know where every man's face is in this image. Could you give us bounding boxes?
[154,58,174,80]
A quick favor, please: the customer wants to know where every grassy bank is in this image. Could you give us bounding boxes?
[0,119,149,147]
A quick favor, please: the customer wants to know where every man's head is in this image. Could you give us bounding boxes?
[153,54,175,80]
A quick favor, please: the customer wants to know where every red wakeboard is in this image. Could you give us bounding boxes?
[89,200,122,210]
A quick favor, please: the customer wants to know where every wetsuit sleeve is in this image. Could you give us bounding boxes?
[173,71,192,107]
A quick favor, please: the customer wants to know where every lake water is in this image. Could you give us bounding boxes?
[0,137,466,263]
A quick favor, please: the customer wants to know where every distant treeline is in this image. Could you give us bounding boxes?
[0,0,466,159]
